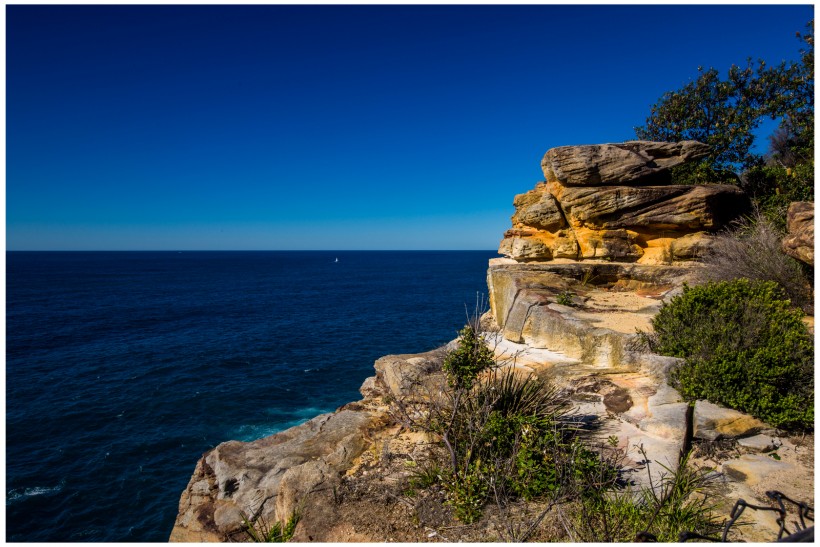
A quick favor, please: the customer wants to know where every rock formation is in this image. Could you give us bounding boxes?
[171,140,812,543]
[542,141,710,186]
[782,201,814,266]
[500,140,751,264]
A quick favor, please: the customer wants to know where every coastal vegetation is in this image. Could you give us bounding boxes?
[698,213,813,314]
[650,279,814,430]
[637,20,814,431]
[636,21,813,228]
[241,510,300,543]
[397,321,721,541]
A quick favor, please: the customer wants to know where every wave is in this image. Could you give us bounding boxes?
[231,406,333,441]
[7,482,65,504]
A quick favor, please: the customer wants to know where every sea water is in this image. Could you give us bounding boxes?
[6,251,496,542]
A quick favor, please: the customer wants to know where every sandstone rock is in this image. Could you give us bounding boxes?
[542,140,710,186]
[358,375,380,399]
[548,181,751,232]
[511,183,568,232]
[498,235,553,260]
[667,231,712,259]
[736,434,782,453]
[274,459,331,525]
[721,454,792,486]
[170,408,378,542]
[498,231,579,261]
[571,226,644,261]
[782,201,814,265]
[486,262,689,367]
[500,141,751,264]
[374,354,442,401]
[693,400,768,441]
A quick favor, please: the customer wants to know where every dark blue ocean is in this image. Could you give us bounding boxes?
[6,251,496,542]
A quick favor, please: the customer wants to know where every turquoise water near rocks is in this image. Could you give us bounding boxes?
[6,250,496,541]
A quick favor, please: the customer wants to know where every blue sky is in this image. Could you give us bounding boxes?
[6,5,813,250]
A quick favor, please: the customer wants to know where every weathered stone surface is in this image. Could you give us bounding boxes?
[736,434,782,453]
[542,140,710,186]
[486,262,691,368]
[511,182,568,232]
[721,454,791,486]
[170,408,379,542]
[374,354,443,402]
[548,181,751,232]
[782,201,814,265]
[693,399,769,441]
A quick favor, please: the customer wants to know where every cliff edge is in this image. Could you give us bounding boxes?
[170,141,813,542]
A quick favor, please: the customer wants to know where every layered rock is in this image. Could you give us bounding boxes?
[782,201,814,266]
[542,140,710,186]
[500,141,751,264]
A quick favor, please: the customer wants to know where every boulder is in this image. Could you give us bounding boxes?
[693,400,769,441]
[541,140,710,186]
[782,201,814,266]
[498,229,578,261]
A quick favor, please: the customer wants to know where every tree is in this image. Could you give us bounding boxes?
[635,21,814,186]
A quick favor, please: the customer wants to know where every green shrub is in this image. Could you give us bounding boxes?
[442,325,495,389]
[437,370,608,521]
[652,279,813,429]
[557,290,576,307]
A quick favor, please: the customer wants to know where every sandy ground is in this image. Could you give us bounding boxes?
[573,289,664,334]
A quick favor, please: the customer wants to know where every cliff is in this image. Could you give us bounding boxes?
[170,141,813,542]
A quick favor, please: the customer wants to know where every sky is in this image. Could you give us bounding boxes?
[6,4,814,251]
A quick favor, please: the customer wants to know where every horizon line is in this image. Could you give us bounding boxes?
[6,249,501,253]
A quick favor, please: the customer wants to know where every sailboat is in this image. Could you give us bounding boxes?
[334,257,339,263]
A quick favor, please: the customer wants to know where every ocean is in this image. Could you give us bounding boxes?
[6,250,497,542]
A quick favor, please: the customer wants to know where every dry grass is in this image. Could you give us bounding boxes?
[697,213,813,314]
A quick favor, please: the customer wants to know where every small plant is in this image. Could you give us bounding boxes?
[580,266,599,287]
[409,460,443,490]
[572,449,721,542]
[443,464,488,524]
[442,325,495,390]
[241,510,300,543]
[556,290,576,307]
[661,241,675,264]
[652,279,814,429]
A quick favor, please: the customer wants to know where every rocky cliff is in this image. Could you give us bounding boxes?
[499,141,751,263]
[170,141,812,543]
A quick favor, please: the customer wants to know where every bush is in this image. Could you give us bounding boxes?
[435,367,597,522]
[572,452,720,542]
[698,214,813,314]
[652,279,813,429]
[442,325,495,389]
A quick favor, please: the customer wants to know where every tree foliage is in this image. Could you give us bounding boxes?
[635,21,814,184]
